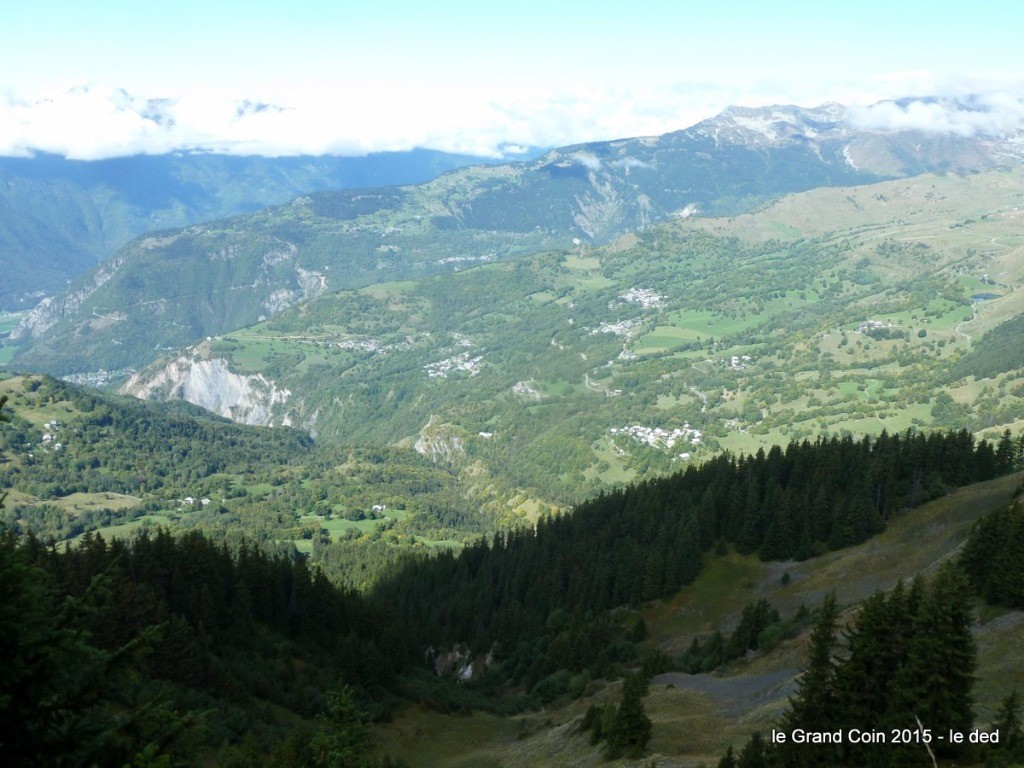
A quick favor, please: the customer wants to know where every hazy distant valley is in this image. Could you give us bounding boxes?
[0,147,541,310]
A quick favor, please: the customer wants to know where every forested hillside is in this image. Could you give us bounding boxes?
[374,429,1018,678]
[0,374,505,588]
[3,381,1024,765]
[16,101,1015,376]
[0,148,529,309]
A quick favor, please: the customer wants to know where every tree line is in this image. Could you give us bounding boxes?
[374,428,1017,677]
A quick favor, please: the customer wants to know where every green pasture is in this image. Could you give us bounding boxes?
[360,280,417,300]
[633,308,764,353]
[959,274,997,295]
[45,492,143,514]
[421,538,463,549]
[557,254,613,290]
[584,437,636,485]
[0,387,79,429]
[239,481,276,497]
[67,514,174,546]
[761,288,821,313]
[645,550,763,650]
[716,426,793,456]
[562,254,600,271]
[0,311,25,334]
[534,378,581,398]
[301,509,410,539]
[219,336,280,372]
[526,290,557,303]
[225,332,334,374]
[836,378,886,400]
[655,393,697,411]
[881,299,970,334]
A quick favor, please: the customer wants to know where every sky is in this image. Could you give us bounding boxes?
[2,0,1023,159]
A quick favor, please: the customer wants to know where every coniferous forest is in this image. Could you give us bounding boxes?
[4,385,1024,765]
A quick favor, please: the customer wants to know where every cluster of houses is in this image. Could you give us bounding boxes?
[610,423,702,451]
[618,287,664,308]
[435,254,495,269]
[424,351,484,378]
[592,317,641,336]
[40,421,63,452]
[855,319,890,333]
[512,380,543,399]
[333,337,384,352]
[61,369,134,388]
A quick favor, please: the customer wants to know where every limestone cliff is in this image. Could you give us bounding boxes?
[122,356,289,426]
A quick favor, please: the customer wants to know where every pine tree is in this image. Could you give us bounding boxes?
[996,429,1017,474]
[994,689,1022,760]
[962,501,1024,608]
[782,591,839,766]
[895,565,976,758]
[737,731,768,768]
[717,745,739,768]
[836,583,914,766]
[606,673,652,759]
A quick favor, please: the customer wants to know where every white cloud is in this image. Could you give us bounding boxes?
[569,151,602,171]
[849,94,1024,137]
[612,157,653,171]
[0,81,732,159]
[1,75,1022,160]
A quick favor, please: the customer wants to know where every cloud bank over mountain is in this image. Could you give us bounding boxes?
[1,83,1022,161]
[849,93,1024,137]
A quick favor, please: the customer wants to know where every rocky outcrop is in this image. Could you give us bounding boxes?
[259,263,327,318]
[10,256,125,341]
[122,356,289,426]
[425,644,495,682]
[413,416,465,465]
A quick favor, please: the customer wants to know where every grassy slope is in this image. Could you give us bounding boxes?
[376,470,1024,767]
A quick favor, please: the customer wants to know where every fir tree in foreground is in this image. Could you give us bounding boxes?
[577,672,653,760]
[728,567,978,768]
[961,497,1024,608]
[605,673,653,760]
[782,591,840,767]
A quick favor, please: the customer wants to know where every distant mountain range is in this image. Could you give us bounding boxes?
[9,100,1023,378]
[0,147,543,309]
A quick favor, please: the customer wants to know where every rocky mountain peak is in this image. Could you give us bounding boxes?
[690,102,850,146]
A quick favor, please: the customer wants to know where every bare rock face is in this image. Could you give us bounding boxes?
[413,416,466,465]
[10,257,125,341]
[425,644,495,682]
[122,356,289,426]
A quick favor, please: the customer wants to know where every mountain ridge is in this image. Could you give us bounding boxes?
[0,147,542,309]
[13,98,1024,377]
